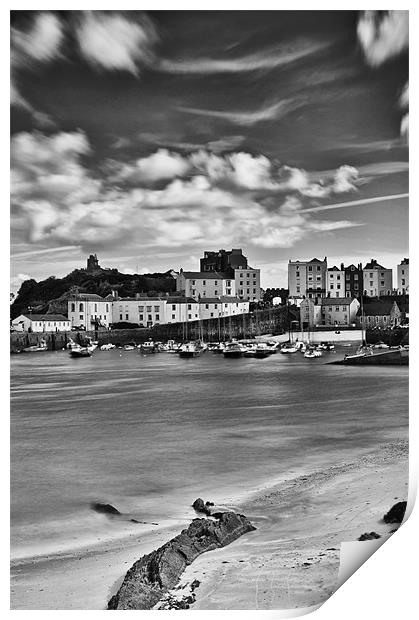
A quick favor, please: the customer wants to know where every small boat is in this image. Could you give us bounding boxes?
[100,343,116,351]
[70,347,92,358]
[123,343,136,351]
[23,339,48,352]
[243,344,257,357]
[212,343,226,354]
[254,343,276,359]
[140,340,157,353]
[318,341,335,351]
[373,341,389,349]
[304,348,322,358]
[178,342,202,358]
[280,343,299,354]
[223,342,245,358]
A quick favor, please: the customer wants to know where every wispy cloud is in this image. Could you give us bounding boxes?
[300,193,409,214]
[158,39,330,74]
[11,245,81,259]
[177,98,304,127]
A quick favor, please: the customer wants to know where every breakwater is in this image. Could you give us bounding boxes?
[10,306,291,352]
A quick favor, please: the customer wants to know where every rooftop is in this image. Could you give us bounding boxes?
[180,271,229,279]
[320,297,356,306]
[19,313,69,321]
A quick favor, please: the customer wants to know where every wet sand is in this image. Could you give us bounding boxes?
[11,440,408,610]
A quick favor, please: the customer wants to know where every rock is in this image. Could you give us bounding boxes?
[192,498,211,516]
[383,501,407,524]
[358,532,381,541]
[90,502,120,515]
[205,501,214,507]
[108,511,256,609]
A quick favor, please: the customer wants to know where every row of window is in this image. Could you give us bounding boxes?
[190,280,231,286]
[70,303,110,312]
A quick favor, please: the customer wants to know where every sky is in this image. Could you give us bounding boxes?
[10,10,409,292]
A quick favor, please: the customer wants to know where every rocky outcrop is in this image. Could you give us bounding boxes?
[192,498,211,515]
[358,532,381,541]
[107,511,256,610]
[90,502,120,515]
[383,501,407,524]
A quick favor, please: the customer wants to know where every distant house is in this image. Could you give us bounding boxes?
[11,314,71,333]
[363,259,393,297]
[67,294,112,329]
[320,297,360,327]
[358,300,402,328]
[397,258,409,294]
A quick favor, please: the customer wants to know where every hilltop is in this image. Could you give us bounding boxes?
[10,265,176,319]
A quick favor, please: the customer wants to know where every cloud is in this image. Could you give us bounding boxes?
[116,149,191,184]
[11,12,64,123]
[357,11,408,139]
[158,39,330,74]
[357,11,408,67]
[177,99,303,127]
[74,12,157,74]
[11,130,367,253]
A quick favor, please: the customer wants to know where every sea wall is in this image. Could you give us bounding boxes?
[10,306,290,352]
[290,328,363,344]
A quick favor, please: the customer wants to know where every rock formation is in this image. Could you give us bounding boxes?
[358,532,381,541]
[383,501,407,524]
[90,502,120,515]
[107,511,255,609]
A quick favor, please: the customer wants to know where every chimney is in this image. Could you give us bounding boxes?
[340,262,344,271]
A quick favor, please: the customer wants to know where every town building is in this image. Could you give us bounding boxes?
[358,300,402,328]
[198,297,249,320]
[112,297,167,327]
[320,297,360,327]
[11,313,71,332]
[342,262,363,298]
[299,299,322,329]
[288,257,328,300]
[200,248,248,273]
[164,297,200,323]
[362,259,393,297]
[397,258,409,294]
[176,271,236,299]
[326,266,345,298]
[234,267,261,301]
[67,294,112,329]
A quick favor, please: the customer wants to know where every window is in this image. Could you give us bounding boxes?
[120,314,123,320]
[380,272,384,277]
[247,289,250,294]
[79,303,84,311]
[308,266,313,271]
[402,269,405,275]
[94,304,98,312]
[402,278,406,285]
[225,303,228,308]
[195,314,198,318]
[370,273,373,278]
[106,304,109,312]
[253,273,256,278]
[330,284,334,289]
[210,312,214,317]
[148,314,152,321]
[296,286,300,292]
[253,289,256,293]
[316,276,321,281]
[370,281,373,287]
[205,304,209,309]
[154,306,159,312]
[192,290,196,296]
[172,314,175,319]
[350,265,355,271]
[354,284,359,290]
[188,304,191,310]
[139,305,144,312]
[214,304,218,309]
[125,314,129,320]
[330,274,334,279]
[380,281,385,286]
[215,290,218,295]
[203,281,206,286]
[346,283,350,290]
[80,314,84,320]
[172,304,176,311]
[155,314,159,321]
[346,275,350,281]
[191,280,195,285]
[337,275,340,280]
[146,306,152,312]
[335,307,340,312]
[188,314,192,320]
[337,284,341,290]
[139,314,144,321]
[71,303,75,312]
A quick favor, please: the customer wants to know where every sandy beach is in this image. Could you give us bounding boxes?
[11,439,408,610]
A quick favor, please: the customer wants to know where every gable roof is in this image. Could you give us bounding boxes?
[18,314,69,321]
[320,297,357,306]
[70,293,105,301]
[180,271,228,280]
[358,301,398,316]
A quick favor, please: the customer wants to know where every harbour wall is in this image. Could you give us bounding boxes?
[10,306,291,352]
[290,329,363,344]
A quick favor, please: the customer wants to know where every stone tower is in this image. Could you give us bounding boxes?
[86,253,100,272]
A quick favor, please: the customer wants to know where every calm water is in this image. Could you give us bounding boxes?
[11,348,408,562]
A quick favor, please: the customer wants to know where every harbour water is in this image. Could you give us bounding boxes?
[11,348,408,566]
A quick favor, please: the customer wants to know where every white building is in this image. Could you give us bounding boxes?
[326,266,345,298]
[362,259,393,297]
[112,297,167,327]
[176,271,236,299]
[397,258,409,294]
[11,313,71,332]
[234,267,261,301]
[288,257,328,300]
[165,297,200,323]
[67,294,112,329]
[198,297,249,320]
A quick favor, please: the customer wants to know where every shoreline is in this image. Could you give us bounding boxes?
[11,439,408,610]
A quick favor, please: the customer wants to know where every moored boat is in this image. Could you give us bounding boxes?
[70,346,92,358]
[139,340,157,353]
[280,343,299,354]
[178,342,202,358]
[223,342,245,358]
[23,339,47,353]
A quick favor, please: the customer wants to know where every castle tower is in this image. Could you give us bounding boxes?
[86,254,100,272]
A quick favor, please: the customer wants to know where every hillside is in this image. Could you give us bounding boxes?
[10,267,176,319]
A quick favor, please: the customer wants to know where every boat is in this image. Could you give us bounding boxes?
[70,347,92,358]
[212,343,226,354]
[304,348,322,358]
[254,343,277,359]
[100,343,116,351]
[280,343,299,354]
[330,346,408,366]
[243,344,257,357]
[123,343,136,351]
[223,342,245,358]
[139,340,157,353]
[23,339,48,352]
[318,341,335,351]
[373,341,389,349]
[178,342,202,358]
